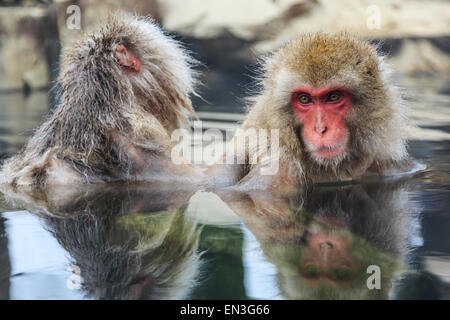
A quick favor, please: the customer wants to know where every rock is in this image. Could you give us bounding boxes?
[159,0,317,40]
[389,38,450,74]
[2,0,449,94]
[159,0,450,43]
[54,0,161,48]
[52,0,450,75]
[158,0,450,73]
[0,7,59,92]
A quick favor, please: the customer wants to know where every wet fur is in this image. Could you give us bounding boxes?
[220,33,413,189]
[0,13,199,186]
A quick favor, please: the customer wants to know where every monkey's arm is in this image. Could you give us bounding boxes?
[214,189,306,242]
[234,159,302,191]
[204,162,246,188]
[367,157,426,177]
[111,130,209,186]
[204,134,250,188]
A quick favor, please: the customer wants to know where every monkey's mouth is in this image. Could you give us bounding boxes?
[311,144,346,160]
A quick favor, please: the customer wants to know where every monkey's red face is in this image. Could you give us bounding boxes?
[291,87,351,163]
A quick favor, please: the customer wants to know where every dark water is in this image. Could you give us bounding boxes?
[0,75,449,300]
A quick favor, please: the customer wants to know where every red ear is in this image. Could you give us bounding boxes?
[115,45,141,73]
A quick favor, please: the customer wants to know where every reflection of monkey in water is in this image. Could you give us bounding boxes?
[0,215,10,300]
[218,180,417,299]
[0,13,204,187]
[2,185,202,300]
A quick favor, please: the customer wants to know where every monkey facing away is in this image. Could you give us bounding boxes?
[0,13,205,186]
[0,183,202,300]
[210,33,423,190]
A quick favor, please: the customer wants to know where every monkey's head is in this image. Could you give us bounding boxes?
[260,33,407,177]
[59,13,196,133]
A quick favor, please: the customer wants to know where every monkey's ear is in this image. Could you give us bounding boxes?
[115,45,141,73]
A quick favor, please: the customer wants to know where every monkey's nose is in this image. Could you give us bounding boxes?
[315,125,328,136]
[319,242,333,250]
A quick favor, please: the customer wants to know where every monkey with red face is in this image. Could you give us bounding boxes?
[0,13,206,187]
[211,33,422,190]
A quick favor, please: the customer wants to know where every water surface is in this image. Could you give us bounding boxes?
[0,75,449,300]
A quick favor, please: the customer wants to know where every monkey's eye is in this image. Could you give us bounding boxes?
[327,91,341,102]
[298,94,312,104]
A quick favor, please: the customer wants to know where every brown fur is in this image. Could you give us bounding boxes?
[0,13,204,186]
[213,33,417,190]
[0,184,201,300]
[215,179,414,299]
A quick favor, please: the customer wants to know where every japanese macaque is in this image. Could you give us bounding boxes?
[211,33,422,190]
[1,184,202,300]
[216,180,418,299]
[0,13,205,186]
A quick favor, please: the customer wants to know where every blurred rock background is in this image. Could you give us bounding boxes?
[0,0,449,94]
